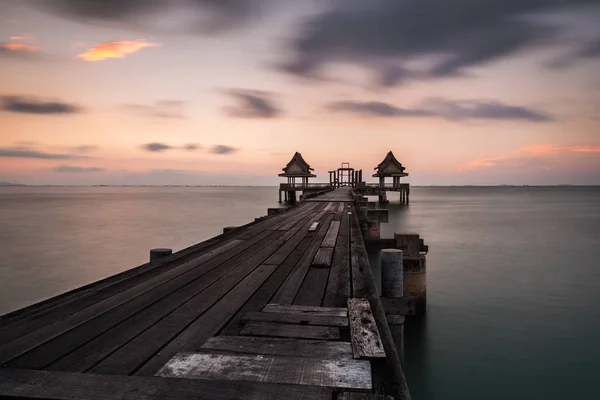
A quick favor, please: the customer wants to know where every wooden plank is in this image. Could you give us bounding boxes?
[379,296,416,316]
[22,203,323,371]
[156,353,372,391]
[0,368,331,400]
[347,298,386,359]
[271,213,335,304]
[200,336,353,359]
[262,304,347,318]
[293,267,330,306]
[241,311,348,327]
[312,247,334,268]
[219,205,336,336]
[323,211,350,307]
[0,201,314,330]
[308,222,319,232]
[240,321,340,340]
[338,393,391,400]
[90,263,277,376]
[322,221,341,247]
[43,232,283,372]
[10,231,284,370]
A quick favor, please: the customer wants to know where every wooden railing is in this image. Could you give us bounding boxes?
[365,183,410,190]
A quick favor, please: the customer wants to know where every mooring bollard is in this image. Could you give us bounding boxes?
[381,249,403,297]
[150,248,172,263]
[381,248,405,364]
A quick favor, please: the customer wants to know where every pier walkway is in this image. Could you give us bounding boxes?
[0,188,409,400]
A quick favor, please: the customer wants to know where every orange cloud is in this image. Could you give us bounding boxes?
[76,39,160,62]
[9,36,25,40]
[0,43,39,52]
[460,144,600,171]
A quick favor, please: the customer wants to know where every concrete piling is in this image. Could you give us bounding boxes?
[381,249,403,298]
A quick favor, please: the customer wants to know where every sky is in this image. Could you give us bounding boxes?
[0,0,599,186]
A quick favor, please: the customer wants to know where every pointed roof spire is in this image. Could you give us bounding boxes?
[373,151,408,177]
[278,152,316,177]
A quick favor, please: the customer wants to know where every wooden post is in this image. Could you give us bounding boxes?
[381,249,405,365]
[394,234,426,315]
[150,248,172,263]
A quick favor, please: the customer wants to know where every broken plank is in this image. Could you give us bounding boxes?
[200,336,353,359]
[240,321,340,340]
[262,304,347,318]
[347,298,386,359]
[241,311,348,327]
[308,222,319,232]
[322,221,341,247]
[0,368,331,400]
[312,248,334,268]
[156,353,372,391]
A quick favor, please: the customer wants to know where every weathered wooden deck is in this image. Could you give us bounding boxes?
[0,188,409,400]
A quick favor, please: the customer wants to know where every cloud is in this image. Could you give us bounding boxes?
[328,98,552,122]
[210,145,237,154]
[1,95,83,114]
[279,0,600,86]
[0,43,39,52]
[0,42,41,60]
[142,143,172,152]
[224,89,282,118]
[54,165,105,173]
[0,147,85,159]
[549,38,600,68]
[71,145,99,153]
[76,39,159,61]
[37,0,277,35]
[460,144,600,172]
[123,100,186,119]
[141,143,201,152]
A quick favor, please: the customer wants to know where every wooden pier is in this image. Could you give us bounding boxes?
[0,160,426,399]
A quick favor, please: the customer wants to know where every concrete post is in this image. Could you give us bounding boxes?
[381,249,403,297]
[150,248,172,263]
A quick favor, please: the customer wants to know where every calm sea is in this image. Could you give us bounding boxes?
[1,186,598,399]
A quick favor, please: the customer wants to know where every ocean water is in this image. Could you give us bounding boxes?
[0,186,599,399]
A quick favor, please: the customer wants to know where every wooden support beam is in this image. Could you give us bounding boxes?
[262,304,347,318]
[240,321,340,340]
[0,368,332,400]
[241,311,348,327]
[347,298,386,359]
[156,352,373,391]
[200,336,353,359]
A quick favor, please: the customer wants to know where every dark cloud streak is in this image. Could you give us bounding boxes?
[328,98,553,122]
[0,148,85,159]
[224,89,282,119]
[1,95,82,114]
[54,165,105,173]
[280,0,600,86]
[210,145,237,154]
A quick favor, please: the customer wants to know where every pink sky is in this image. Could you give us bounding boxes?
[1,1,599,185]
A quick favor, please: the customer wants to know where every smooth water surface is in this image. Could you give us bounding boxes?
[1,186,598,399]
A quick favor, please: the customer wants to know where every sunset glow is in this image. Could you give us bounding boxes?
[0,0,599,185]
[76,39,160,62]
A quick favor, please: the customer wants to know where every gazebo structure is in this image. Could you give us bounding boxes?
[372,151,409,203]
[278,152,317,203]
